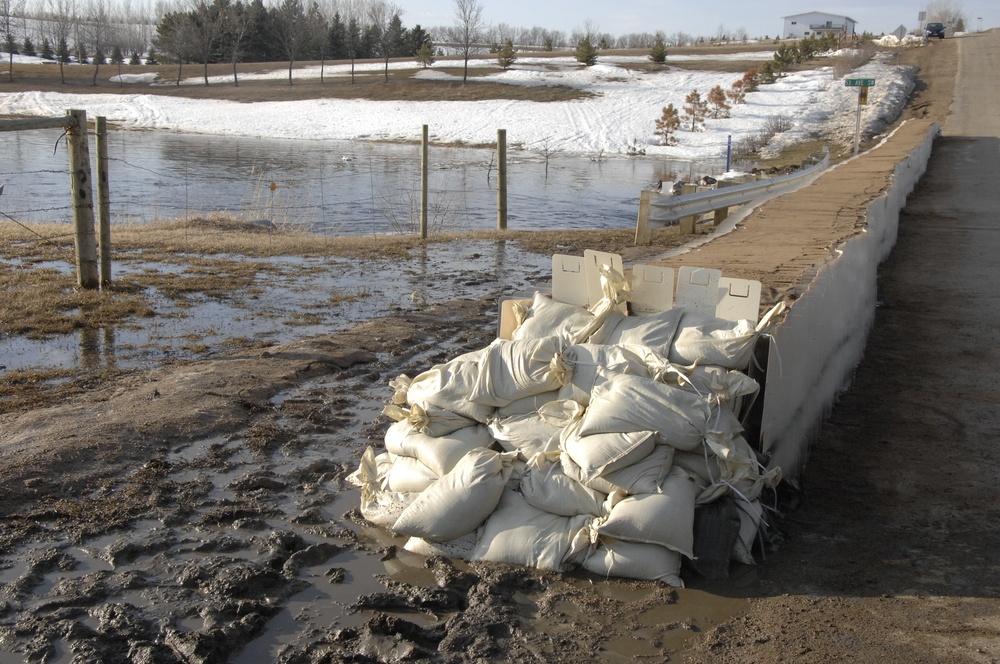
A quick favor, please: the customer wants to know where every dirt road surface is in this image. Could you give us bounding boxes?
[1,33,998,663]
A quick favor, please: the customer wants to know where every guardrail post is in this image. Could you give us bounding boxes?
[420,124,428,239]
[497,128,507,231]
[679,183,698,234]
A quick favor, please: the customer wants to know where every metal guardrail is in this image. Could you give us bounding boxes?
[634,147,830,244]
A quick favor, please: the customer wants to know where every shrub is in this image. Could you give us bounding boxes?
[496,38,517,69]
[707,85,731,118]
[649,36,666,64]
[683,90,708,131]
[654,104,681,145]
[574,36,598,66]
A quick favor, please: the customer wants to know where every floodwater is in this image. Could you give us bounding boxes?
[0,127,724,233]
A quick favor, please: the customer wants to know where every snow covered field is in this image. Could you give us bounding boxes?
[0,47,917,160]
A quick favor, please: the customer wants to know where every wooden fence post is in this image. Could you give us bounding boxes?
[497,129,507,231]
[66,109,99,290]
[420,124,428,239]
[96,116,112,288]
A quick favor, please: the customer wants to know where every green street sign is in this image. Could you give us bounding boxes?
[845,78,876,87]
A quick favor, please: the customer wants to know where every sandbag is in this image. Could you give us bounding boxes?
[488,412,561,459]
[579,372,710,451]
[349,448,420,528]
[583,537,684,587]
[404,532,479,560]
[697,433,781,505]
[512,291,596,343]
[560,419,657,482]
[470,490,593,572]
[689,497,741,579]
[406,359,495,423]
[497,390,560,417]
[520,454,606,517]
[732,499,764,565]
[384,420,494,477]
[557,343,650,406]
[594,466,700,558]
[392,448,516,541]
[588,308,684,356]
[383,454,438,494]
[668,302,786,370]
[471,336,571,407]
[382,401,477,437]
[592,444,675,496]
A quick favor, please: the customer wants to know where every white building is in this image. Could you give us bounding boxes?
[782,11,858,39]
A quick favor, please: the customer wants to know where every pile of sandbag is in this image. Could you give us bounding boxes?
[350,275,785,587]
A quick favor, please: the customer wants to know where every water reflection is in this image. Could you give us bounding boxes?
[79,326,117,370]
[1,129,725,234]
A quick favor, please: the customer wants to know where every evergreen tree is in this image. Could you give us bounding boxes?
[415,39,434,67]
[328,12,347,59]
[726,79,746,105]
[408,24,428,57]
[130,50,141,64]
[574,36,597,66]
[41,38,54,60]
[111,45,124,64]
[386,13,406,57]
[683,89,707,131]
[77,45,89,64]
[94,47,106,65]
[649,35,666,63]
[707,84,730,118]
[496,38,516,69]
[145,47,159,64]
[22,37,36,57]
[57,37,70,63]
[654,103,680,145]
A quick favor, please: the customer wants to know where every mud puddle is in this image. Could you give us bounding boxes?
[0,241,550,375]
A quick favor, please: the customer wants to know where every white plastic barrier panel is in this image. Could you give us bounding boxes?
[552,254,588,306]
[630,265,675,315]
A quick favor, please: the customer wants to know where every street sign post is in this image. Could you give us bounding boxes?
[847,79,876,155]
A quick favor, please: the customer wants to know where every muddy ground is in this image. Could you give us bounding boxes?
[3,36,997,663]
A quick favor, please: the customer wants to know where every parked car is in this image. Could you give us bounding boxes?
[925,22,946,39]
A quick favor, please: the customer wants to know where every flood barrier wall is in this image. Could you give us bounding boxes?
[760,121,940,478]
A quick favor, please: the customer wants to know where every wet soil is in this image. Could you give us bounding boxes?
[3,36,997,664]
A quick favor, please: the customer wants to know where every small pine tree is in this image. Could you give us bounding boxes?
[497,38,516,69]
[574,36,598,66]
[77,47,89,64]
[707,84,731,118]
[94,48,106,65]
[683,89,708,131]
[654,103,680,145]
[111,45,124,65]
[649,36,666,64]
[726,79,746,105]
[542,36,554,51]
[415,40,435,68]
[57,38,70,63]
[22,37,37,57]
[758,60,778,84]
[41,38,54,60]
[741,67,760,92]
[129,51,141,65]
[145,48,159,65]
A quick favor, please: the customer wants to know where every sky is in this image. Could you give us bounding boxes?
[402,0,996,39]
[0,42,917,159]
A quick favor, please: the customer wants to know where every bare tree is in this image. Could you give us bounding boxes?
[187,0,222,85]
[924,0,966,29]
[341,0,366,83]
[153,7,193,84]
[220,0,251,85]
[85,0,111,85]
[449,0,484,84]
[2,0,27,81]
[46,0,76,82]
[367,0,400,83]
[269,0,308,85]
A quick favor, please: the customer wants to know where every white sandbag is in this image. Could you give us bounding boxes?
[348,448,420,528]
[497,390,560,417]
[583,537,684,587]
[588,308,684,356]
[579,372,710,451]
[520,454,606,517]
[560,451,618,495]
[384,420,494,477]
[595,444,675,496]
[668,302,786,370]
[470,336,571,407]
[404,532,479,560]
[557,343,650,406]
[697,433,781,505]
[488,412,561,459]
[382,401,477,437]
[731,499,763,565]
[512,291,596,343]
[392,448,516,541]
[560,419,657,482]
[470,490,593,572]
[383,455,438,494]
[594,466,700,558]
[407,358,495,423]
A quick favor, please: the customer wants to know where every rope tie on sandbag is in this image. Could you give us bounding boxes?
[550,352,571,386]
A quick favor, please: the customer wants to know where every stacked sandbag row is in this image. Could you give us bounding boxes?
[350,288,785,587]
